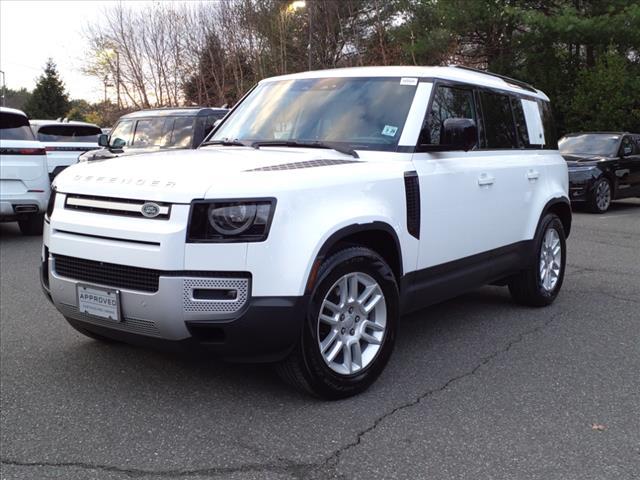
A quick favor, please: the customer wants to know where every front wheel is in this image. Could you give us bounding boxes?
[588,177,612,213]
[277,247,398,399]
[508,213,566,307]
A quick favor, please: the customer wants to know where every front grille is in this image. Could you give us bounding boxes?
[54,255,161,292]
[64,194,171,220]
[52,255,249,293]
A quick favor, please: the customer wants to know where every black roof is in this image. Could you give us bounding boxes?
[119,107,228,119]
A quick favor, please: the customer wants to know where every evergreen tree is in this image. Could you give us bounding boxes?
[24,59,70,119]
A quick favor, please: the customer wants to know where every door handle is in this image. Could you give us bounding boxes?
[527,169,540,181]
[478,174,495,186]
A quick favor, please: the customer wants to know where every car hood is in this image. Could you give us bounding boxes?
[562,153,609,167]
[53,146,366,203]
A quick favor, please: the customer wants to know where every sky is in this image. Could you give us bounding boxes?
[0,0,161,102]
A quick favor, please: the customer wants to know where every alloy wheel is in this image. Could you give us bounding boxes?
[317,272,387,375]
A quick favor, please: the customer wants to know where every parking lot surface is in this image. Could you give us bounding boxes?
[1,200,639,480]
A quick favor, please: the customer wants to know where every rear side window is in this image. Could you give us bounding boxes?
[167,117,195,148]
[423,85,476,145]
[479,91,517,148]
[538,100,558,149]
[0,112,35,141]
[36,125,101,143]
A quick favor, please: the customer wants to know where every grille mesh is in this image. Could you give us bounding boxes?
[246,159,358,171]
[404,172,421,239]
[183,278,249,313]
[54,255,160,292]
[58,303,161,337]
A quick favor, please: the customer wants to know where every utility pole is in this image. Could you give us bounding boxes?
[116,50,121,109]
[307,3,312,71]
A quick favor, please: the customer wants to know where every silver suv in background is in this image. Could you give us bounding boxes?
[0,107,50,235]
[79,107,228,162]
[30,120,101,181]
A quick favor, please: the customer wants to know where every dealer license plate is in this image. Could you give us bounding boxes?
[77,285,121,322]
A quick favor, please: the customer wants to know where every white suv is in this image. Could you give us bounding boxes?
[30,120,101,180]
[41,66,570,398]
[1,107,50,235]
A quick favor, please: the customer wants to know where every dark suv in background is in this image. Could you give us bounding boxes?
[79,107,228,162]
[560,132,640,213]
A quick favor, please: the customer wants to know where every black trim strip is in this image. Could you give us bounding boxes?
[54,229,161,246]
[403,171,420,239]
[400,240,533,314]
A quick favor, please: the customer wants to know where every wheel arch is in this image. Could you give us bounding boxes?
[541,197,572,238]
[305,222,403,294]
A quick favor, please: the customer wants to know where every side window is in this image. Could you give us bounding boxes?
[168,117,194,148]
[479,91,517,149]
[422,85,476,145]
[620,136,634,156]
[511,98,529,147]
[109,120,133,148]
[538,100,558,149]
[131,118,168,148]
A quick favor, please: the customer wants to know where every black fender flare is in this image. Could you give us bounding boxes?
[305,222,403,293]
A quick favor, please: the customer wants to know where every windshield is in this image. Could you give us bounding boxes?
[559,134,620,156]
[211,77,418,152]
[37,125,101,143]
[0,112,35,141]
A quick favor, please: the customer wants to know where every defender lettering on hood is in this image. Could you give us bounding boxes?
[72,175,177,188]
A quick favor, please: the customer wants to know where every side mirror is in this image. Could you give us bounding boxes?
[621,145,633,157]
[111,137,126,149]
[441,118,477,151]
[213,119,222,129]
[98,134,109,147]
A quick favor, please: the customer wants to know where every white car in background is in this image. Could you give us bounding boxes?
[0,107,50,235]
[30,120,101,181]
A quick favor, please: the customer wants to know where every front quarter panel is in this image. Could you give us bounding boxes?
[244,163,416,297]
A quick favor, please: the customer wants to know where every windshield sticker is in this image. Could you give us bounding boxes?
[400,77,418,86]
[382,125,399,137]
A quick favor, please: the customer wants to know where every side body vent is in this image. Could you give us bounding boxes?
[246,159,358,172]
[404,171,421,239]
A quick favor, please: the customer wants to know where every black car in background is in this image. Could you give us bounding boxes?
[79,107,228,162]
[560,132,640,213]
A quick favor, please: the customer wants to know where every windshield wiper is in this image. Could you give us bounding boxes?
[200,139,254,148]
[251,140,359,159]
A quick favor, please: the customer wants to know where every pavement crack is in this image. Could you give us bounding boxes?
[309,311,563,477]
[0,457,315,479]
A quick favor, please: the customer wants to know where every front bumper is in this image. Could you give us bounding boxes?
[568,168,599,202]
[41,254,308,362]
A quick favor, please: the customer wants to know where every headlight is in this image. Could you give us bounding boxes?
[187,199,276,242]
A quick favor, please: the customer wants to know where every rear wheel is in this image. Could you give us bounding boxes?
[588,177,611,213]
[17,213,44,236]
[508,213,566,307]
[277,247,398,399]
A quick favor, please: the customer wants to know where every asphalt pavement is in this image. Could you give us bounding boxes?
[1,200,639,480]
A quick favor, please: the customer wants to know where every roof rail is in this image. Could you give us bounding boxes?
[451,65,538,93]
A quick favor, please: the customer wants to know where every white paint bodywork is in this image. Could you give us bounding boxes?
[45,66,568,305]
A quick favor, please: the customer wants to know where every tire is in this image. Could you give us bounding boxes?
[17,213,44,236]
[66,319,119,344]
[587,177,612,213]
[508,213,566,307]
[277,246,399,399]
